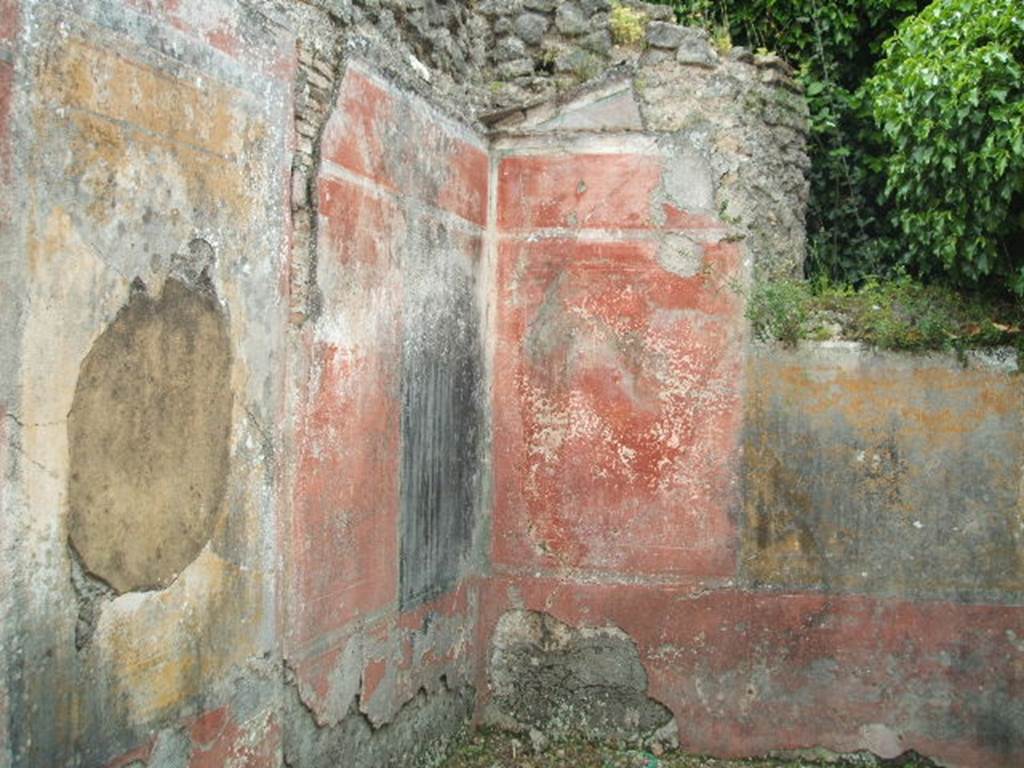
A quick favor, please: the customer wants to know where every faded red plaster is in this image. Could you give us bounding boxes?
[322,66,488,225]
[289,342,400,647]
[286,171,406,648]
[0,0,17,42]
[493,237,742,578]
[498,154,664,230]
[395,585,474,683]
[661,205,721,230]
[397,579,472,632]
[0,62,12,184]
[287,73,487,716]
[317,173,406,278]
[189,707,230,748]
[205,24,240,58]
[188,708,280,768]
[437,140,489,226]
[103,740,154,768]
[121,1,236,60]
[362,658,388,704]
[480,576,1024,768]
[293,583,480,727]
[320,67,396,190]
[390,583,478,706]
[290,637,355,723]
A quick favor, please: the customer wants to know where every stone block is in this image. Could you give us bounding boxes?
[645,20,686,49]
[513,11,549,45]
[555,3,588,36]
[675,28,718,67]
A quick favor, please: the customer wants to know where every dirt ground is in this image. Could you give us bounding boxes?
[440,730,937,768]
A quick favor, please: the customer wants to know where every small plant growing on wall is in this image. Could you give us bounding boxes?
[610,2,648,46]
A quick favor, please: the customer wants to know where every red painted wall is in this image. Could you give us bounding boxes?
[485,138,1024,768]
[286,63,489,727]
[493,146,744,582]
[480,576,1024,767]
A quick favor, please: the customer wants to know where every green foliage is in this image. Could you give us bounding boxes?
[747,276,1023,353]
[868,0,1024,295]
[747,279,812,346]
[653,0,926,285]
[609,3,648,46]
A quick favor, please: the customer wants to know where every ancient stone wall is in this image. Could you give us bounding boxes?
[2,1,1019,768]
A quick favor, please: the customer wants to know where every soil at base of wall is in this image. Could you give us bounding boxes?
[441,730,937,768]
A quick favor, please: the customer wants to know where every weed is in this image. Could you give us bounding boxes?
[746,276,1023,356]
[610,2,649,46]
[746,279,812,346]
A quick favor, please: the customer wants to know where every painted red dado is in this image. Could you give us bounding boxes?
[289,581,481,730]
[480,576,1024,768]
[187,708,281,768]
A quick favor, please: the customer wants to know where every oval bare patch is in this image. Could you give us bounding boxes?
[68,277,232,593]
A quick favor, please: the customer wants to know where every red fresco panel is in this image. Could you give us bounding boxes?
[0,61,11,188]
[321,68,395,192]
[290,342,400,647]
[317,173,406,280]
[321,67,488,226]
[481,576,1024,768]
[493,238,743,579]
[437,139,489,227]
[497,153,665,231]
[288,177,404,648]
[291,582,480,727]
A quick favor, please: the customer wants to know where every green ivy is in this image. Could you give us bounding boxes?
[868,0,1024,295]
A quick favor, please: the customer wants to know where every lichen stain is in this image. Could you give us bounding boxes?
[68,276,232,593]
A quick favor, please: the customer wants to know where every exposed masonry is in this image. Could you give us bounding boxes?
[486,611,676,745]
[284,674,474,768]
[289,36,344,324]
